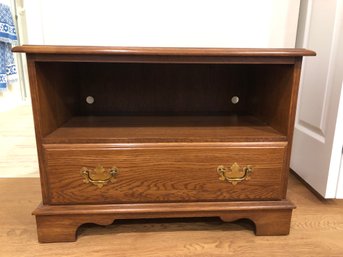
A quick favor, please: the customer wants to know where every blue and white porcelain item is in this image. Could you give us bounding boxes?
[0,3,17,90]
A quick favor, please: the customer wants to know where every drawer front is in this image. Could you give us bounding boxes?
[43,143,287,204]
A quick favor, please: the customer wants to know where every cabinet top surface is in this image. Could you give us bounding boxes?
[12,45,316,57]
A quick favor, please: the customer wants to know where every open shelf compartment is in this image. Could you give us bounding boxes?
[34,62,295,144]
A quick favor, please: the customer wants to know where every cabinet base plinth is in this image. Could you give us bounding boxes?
[33,200,295,243]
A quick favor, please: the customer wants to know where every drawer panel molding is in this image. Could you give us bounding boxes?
[43,143,287,204]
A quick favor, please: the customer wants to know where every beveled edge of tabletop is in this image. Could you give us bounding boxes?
[12,45,316,57]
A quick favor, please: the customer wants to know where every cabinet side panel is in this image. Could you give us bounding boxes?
[34,62,79,136]
[282,60,303,196]
[250,64,294,135]
[26,58,49,202]
[249,60,303,197]
[26,58,80,203]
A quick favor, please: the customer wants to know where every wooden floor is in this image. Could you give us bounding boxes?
[1,105,343,256]
[0,175,342,257]
[0,104,38,177]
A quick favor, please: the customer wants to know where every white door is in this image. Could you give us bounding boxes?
[291,0,343,198]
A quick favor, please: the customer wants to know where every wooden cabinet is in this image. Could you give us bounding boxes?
[13,46,315,243]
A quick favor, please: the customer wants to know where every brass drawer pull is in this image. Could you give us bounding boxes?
[81,165,118,188]
[217,162,252,185]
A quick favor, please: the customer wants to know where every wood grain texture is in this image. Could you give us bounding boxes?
[249,61,303,197]
[43,116,286,144]
[26,59,50,202]
[77,63,249,115]
[26,59,78,202]
[17,46,316,243]
[43,143,287,204]
[33,200,296,216]
[250,64,295,135]
[34,201,294,242]
[34,61,78,136]
[24,54,303,65]
[248,61,303,143]
[1,175,343,256]
[34,62,300,117]
[281,61,303,196]
[12,45,316,56]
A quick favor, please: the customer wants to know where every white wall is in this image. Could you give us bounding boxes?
[23,0,300,47]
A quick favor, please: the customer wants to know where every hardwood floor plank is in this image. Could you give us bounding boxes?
[0,105,39,177]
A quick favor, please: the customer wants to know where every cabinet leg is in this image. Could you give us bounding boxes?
[220,209,293,236]
[35,214,116,243]
[253,210,292,236]
[36,215,82,243]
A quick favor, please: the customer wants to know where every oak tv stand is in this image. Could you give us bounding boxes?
[13,46,315,243]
